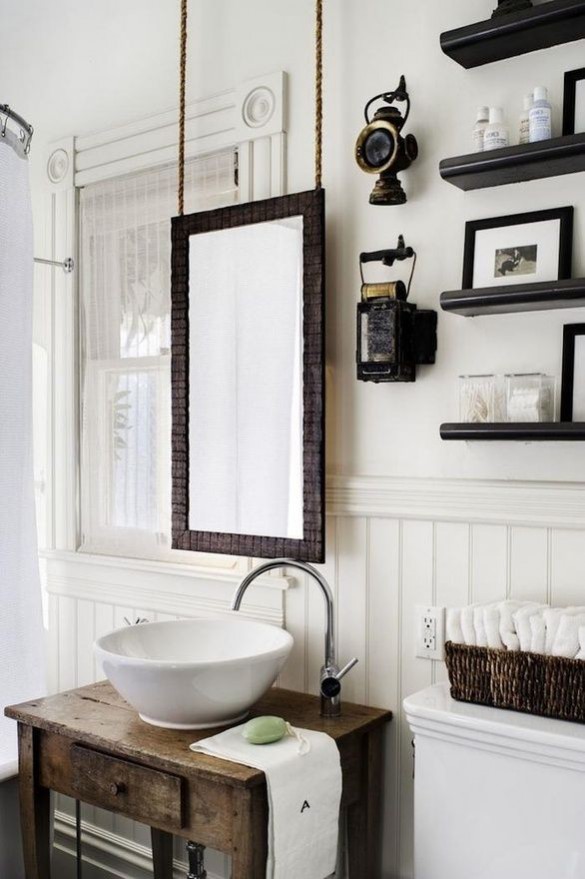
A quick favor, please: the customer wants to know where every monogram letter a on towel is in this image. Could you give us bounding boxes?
[190,724,342,879]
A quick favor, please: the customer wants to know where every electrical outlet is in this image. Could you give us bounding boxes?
[415,606,445,661]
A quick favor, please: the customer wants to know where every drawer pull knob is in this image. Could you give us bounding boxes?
[109,781,125,797]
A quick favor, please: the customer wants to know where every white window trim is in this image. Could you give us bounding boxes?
[41,71,292,612]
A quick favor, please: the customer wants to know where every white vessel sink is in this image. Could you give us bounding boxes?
[94,617,293,730]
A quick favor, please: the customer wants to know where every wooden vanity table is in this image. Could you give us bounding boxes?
[6,683,391,878]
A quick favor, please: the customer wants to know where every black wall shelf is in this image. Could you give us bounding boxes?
[441,279,585,317]
[441,423,585,441]
[440,0,585,68]
[440,133,585,191]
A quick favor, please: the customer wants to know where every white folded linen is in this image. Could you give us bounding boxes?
[483,605,504,650]
[460,605,477,646]
[576,627,585,661]
[446,608,464,644]
[552,614,585,659]
[544,607,585,654]
[530,615,546,655]
[190,723,342,879]
[513,605,547,653]
[498,601,524,652]
[473,606,488,648]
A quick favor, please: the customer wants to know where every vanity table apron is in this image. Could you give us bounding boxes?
[0,139,46,769]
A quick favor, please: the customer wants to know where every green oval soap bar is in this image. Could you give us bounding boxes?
[243,716,287,745]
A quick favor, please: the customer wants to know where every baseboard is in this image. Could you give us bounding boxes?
[54,810,224,879]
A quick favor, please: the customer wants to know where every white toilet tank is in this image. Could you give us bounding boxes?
[404,683,585,879]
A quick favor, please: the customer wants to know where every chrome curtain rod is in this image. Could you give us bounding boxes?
[34,257,75,273]
[1,105,74,273]
[0,103,33,155]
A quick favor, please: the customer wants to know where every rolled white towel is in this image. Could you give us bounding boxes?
[530,615,546,655]
[513,605,548,653]
[498,601,525,651]
[460,605,476,646]
[483,605,504,650]
[473,606,488,647]
[576,626,585,661]
[446,608,464,644]
[544,607,585,654]
[552,613,585,659]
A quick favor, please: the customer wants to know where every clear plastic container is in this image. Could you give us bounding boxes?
[505,374,555,423]
[459,375,505,423]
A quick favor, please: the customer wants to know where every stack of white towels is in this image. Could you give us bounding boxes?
[447,601,585,660]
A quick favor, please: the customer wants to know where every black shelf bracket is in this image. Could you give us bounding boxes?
[440,133,585,191]
[440,279,585,317]
[441,0,585,68]
[441,422,585,441]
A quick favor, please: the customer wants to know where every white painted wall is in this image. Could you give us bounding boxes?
[3,1,585,878]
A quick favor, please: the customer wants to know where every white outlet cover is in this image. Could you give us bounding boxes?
[415,605,446,661]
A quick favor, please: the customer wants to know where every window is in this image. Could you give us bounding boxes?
[80,152,238,558]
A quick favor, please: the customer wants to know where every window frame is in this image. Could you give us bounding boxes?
[40,72,290,591]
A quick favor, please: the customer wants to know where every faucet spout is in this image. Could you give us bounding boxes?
[231,558,357,717]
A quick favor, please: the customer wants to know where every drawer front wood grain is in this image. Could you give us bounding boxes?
[70,745,184,829]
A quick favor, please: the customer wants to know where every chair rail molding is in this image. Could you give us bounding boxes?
[326,474,585,529]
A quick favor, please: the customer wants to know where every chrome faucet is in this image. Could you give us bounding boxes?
[230,559,358,718]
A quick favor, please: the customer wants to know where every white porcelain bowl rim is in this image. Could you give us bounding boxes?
[94,618,294,669]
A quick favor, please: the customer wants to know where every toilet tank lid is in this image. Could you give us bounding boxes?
[404,683,585,770]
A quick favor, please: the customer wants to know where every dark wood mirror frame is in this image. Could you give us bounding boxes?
[171,188,326,562]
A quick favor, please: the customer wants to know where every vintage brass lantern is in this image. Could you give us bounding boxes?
[355,75,418,206]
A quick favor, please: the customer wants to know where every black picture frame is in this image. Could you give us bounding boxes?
[171,189,326,563]
[462,207,574,290]
[563,67,585,137]
[561,323,585,422]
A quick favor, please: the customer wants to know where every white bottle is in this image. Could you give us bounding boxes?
[529,86,552,142]
[519,94,532,145]
[472,106,490,152]
[483,108,509,151]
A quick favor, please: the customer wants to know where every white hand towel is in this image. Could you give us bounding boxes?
[473,606,488,647]
[513,605,547,653]
[191,724,342,879]
[576,627,585,661]
[529,615,546,655]
[498,601,524,651]
[552,614,585,659]
[460,605,477,646]
[483,605,504,650]
[446,608,464,644]
[544,607,585,654]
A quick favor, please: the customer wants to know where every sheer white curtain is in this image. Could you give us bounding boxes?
[0,141,46,774]
[80,152,238,558]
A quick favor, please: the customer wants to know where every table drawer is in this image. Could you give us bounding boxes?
[71,745,184,829]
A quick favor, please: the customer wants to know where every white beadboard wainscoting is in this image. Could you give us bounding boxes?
[45,476,585,879]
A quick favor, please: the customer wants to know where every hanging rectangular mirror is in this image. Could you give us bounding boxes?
[171,189,325,562]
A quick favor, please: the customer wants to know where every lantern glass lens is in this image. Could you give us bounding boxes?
[363,129,394,168]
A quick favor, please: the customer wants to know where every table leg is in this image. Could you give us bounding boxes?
[151,828,174,879]
[231,787,268,879]
[347,727,384,879]
[17,723,51,879]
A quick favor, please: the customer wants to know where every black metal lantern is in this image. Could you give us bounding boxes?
[355,76,419,206]
[356,237,437,383]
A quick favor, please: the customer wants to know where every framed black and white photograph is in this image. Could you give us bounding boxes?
[561,324,585,422]
[563,67,585,136]
[462,207,574,290]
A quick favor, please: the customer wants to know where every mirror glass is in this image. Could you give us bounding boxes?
[188,216,304,539]
[171,190,325,562]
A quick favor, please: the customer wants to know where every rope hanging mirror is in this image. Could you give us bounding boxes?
[170,1,327,563]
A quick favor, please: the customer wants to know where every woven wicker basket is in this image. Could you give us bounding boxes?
[445,641,585,724]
